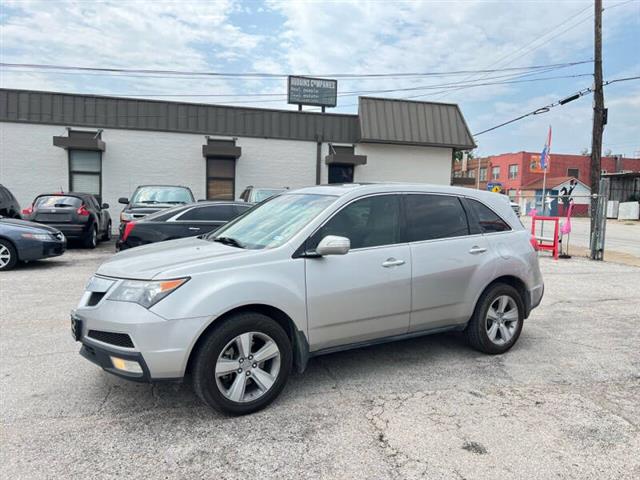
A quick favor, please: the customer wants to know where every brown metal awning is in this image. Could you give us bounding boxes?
[325,153,367,166]
[202,144,242,158]
[53,132,105,151]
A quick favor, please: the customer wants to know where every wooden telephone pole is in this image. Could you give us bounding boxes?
[589,0,605,259]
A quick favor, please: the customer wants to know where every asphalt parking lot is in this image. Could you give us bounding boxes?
[1,242,639,479]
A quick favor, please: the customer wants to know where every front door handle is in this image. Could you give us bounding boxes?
[382,258,406,268]
[188,227,201,231]
[469,246,487,254]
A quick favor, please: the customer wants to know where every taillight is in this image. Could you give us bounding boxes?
[77,205,90,216]
[122,221,136,241]
[22,206,33,215]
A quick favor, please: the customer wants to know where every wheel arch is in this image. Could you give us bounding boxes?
[184,303,309,378]
[0,235,19,260]
[473,275,530,320]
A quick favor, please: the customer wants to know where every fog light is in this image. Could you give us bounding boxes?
[110,356,143,374]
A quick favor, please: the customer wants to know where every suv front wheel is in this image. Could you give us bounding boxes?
[465,283,524,354]
[192,312,292,415]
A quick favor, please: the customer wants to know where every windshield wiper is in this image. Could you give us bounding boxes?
[165,201,186,204]
[213,236,245,249]
[138,200,159,204]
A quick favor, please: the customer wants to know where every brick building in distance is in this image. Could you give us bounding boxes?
[452,151,640,196]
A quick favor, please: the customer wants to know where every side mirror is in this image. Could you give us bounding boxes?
[118,197,129,205]
[102,203,110,209]
[315,235,350,256]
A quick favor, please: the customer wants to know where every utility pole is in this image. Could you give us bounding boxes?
[589,0,605,259]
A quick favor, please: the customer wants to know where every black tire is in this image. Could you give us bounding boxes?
[83,225,98,249]
[101,221,112,241]
[192,312,292,415]
[465,283,524,354]
[0,239,18,271]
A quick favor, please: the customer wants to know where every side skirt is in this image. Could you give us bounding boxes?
[307,324,466,361]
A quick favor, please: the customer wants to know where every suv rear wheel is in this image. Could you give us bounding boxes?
[192,312,292,415]
[465,283,524,354]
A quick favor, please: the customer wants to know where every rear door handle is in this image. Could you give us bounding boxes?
[469,246,487,254]
[188,227,201,231]
[382,258,406,268]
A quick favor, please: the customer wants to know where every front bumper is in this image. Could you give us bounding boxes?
[80,341,152,382]
[19,238,66,261]
[72,297,210,381]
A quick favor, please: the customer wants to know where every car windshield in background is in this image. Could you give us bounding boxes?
[208,194,336,250]
[254,189,286,202]
[131,187,193,205]
[35,196,82,208]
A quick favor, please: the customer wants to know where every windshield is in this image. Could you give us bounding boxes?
[253,189,286,203]
[35,195,82,208]
[131,186,194,205]
[208,194,337,250]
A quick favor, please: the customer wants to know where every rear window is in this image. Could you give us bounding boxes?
[35,196,82,208]
[141,205,189,222]
[467,199,511,233]
[178,204,245,222]
[131,186,194,205]
[406,194,469,241]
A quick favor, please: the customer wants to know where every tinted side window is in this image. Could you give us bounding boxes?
[468,199,511,233]
[178,205,241,222]
[406,194,469,241]
[310,195,401,250]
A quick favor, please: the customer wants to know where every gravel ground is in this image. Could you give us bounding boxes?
[1,242,639,479]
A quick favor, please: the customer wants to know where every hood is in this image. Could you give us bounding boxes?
[0,217,62,233]
[97,236,253,280]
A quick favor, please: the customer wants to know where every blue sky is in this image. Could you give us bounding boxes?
[1,0,639,157]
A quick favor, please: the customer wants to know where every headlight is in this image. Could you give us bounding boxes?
[120,211,135,222]
[21,233,53,241]
[108,278,189,308]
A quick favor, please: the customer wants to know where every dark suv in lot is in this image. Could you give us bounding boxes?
[0,184,21,219]
[22,193,112,248]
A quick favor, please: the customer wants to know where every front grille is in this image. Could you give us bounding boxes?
[87,330,134,348]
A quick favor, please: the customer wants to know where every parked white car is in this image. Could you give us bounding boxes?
[72,184,544,415]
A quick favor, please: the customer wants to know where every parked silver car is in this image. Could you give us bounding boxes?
[72,184,544,415]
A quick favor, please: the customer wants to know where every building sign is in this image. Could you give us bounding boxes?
[529,154,544,173]
[287,76,337,107]
[487,181,503,193]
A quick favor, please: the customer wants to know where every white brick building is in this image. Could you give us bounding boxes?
[0,90,475,217]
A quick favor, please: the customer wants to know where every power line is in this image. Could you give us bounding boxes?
[472,76,640,136]
[0,60,592,79]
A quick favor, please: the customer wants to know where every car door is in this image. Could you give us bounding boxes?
[406,193,492,332]
[304,194,411,351]
[172,204,242,237]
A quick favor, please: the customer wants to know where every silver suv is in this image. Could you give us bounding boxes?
[72,184,543,415]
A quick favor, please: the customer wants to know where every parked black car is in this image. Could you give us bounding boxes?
[116,201,251,251]
[0,217,66,271]
[21,193,111,249]
[118,185,195,228]
[0,184,21,219]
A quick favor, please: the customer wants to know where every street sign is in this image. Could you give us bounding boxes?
[287,76,337,108]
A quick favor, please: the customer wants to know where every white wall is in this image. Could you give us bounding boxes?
[354,143,452,185]
[235,137,318,193]
[1,122,69,209]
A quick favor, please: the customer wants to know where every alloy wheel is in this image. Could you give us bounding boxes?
[215,331,281,403]
[485,295,519,345]
[0,244,11,268]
